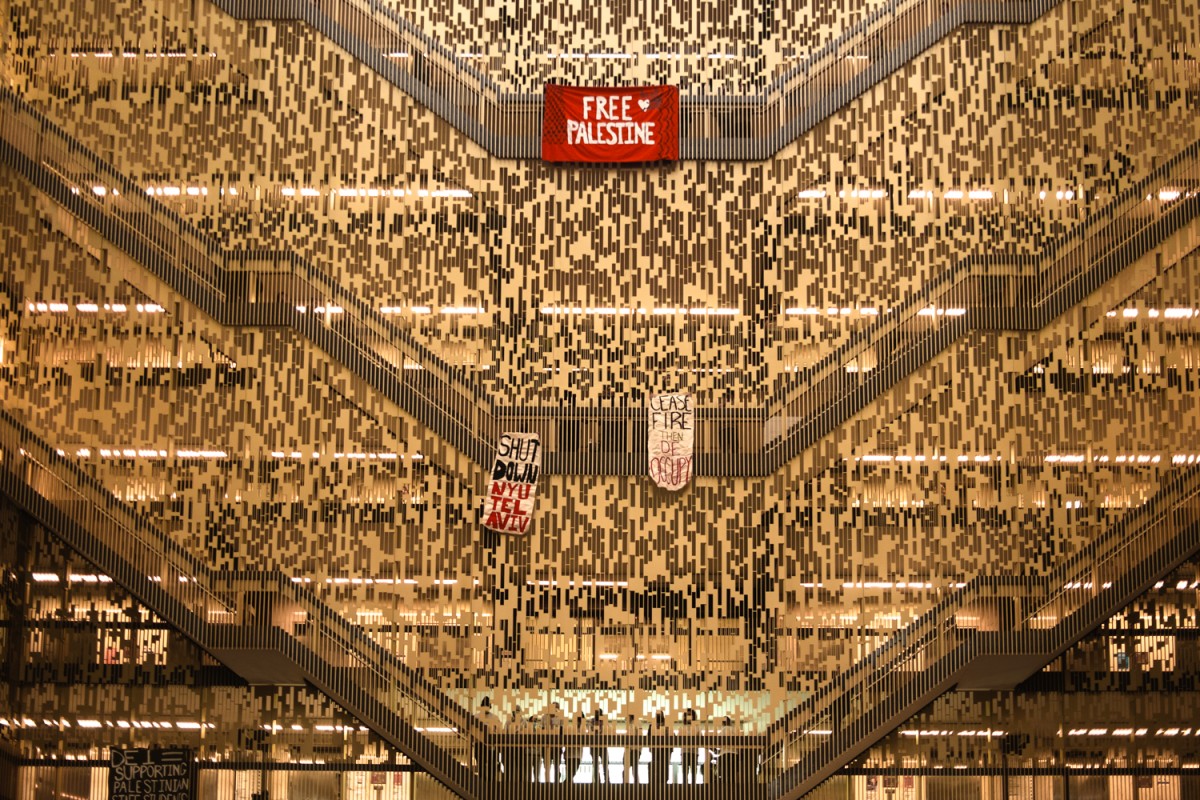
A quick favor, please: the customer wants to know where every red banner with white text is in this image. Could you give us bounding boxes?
[542,85,679,163]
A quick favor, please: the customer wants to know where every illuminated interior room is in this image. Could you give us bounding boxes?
[1,0,1200,797]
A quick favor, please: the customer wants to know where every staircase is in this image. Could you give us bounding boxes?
[3,396,1200,798]
[762,467,1200,800]
[0,87,497,469]
[761,141,1200,467]
[2,89,1198,477]
[0,407,482,798]
[210,0,1063,160]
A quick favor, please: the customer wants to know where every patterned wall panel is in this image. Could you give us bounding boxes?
[5,147,1200,729]
[357,0,898,94]
[3,0,1198,410]
[0,502,420,767]
[8,498,1200,797]
[856,561,1200,771]
[3,0,1200,786]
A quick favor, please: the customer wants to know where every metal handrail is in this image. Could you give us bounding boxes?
[0,89,480,395]
[0,406,483,797]
[0,87,497,468]
[6,387,1195,800]
[761,140,1200,464]
[3,89,1198,477]
[761,466,1200,799]
[212,0,1064,160]
[770,466,1200,741]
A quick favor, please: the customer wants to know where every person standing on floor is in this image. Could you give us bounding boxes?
[649,708,670,785]
[504,705,529,784]
[529,711,546,783]
[541,701,564,783]
[712,715,735,785]
[591,707,611,783]
[474,697,502,781]
[622,712,640,784]
[563,711,585,783]
[680,707,701,785]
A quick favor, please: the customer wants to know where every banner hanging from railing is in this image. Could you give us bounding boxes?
[648,393,694,490]
[484,432,542,534]
[542,85,679,163]
[109,747,196,800]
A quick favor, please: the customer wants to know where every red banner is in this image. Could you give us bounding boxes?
[542,85,679,163]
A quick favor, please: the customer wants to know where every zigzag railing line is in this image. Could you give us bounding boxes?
[2,268,1200,800]
[3,397,1199,800]
[761,140,1200,466]
[761,466,1200,800]
[2,88,1198,477]
[212,0,1062,159]
[0,87,498,469]
[0,406,483,798]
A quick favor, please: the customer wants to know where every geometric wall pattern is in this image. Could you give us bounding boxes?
[5,168,1200,718]
[5,0,1199,408]
[2,0,1200,794]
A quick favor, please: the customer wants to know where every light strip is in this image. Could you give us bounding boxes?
[539,306,738,316]
[26,302,164,314]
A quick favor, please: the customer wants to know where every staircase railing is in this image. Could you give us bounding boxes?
[761,142,1200,469]
[0,406,483,798]
[3,87,1198,477]
[5,403,1199,800]
[212,0,1062,160]
[3,141,1199,795]
[0,87,498,468]
[761,466,1200,800]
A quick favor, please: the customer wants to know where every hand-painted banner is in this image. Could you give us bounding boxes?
[109,747,195,800]
[542,85,679,163]
[648,393,694,490]
[484,432,542,534]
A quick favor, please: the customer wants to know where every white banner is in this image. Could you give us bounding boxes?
[648,393,694,490]
[483,432,541,534]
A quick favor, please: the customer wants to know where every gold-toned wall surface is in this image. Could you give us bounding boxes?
[357,0,900,93]
[7,496,1200,797]
[4,148,1200,723]
[3,0,1200,793]
[4,0,1198,408]
[0,499,424,800]
[855,562,1200,778]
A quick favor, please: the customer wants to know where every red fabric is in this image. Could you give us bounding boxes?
[542,85,679,163]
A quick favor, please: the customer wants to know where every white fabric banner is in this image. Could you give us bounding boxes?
[647,393,694,490]
[483,432,542,534]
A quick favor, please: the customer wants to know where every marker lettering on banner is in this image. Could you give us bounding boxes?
[543,85,678,163]
[567,96,656,145]
[647,393,694,491]
[483,433,542,535]
[109,747,195,800]
[490,481,533,499]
